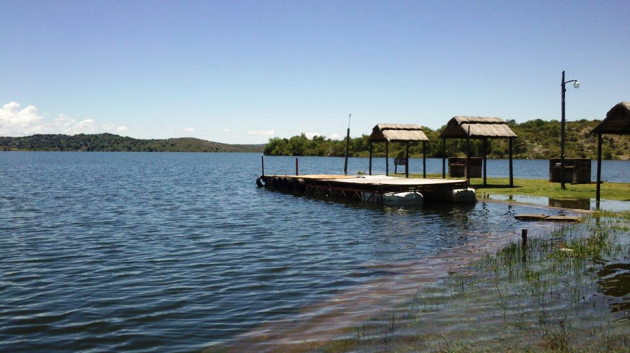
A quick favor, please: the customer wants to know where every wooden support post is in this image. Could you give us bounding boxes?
[596,133,602,207]
[344,126,350,175]
[423,141,427,179]
[369,141,373,175]
[483,138,487,186]
[261,155,265,176]
[466,126,470,184]
[405,141,409,178]
[385,141,389,176]
[296,157,299,176]
[509,137,514,187]
[442,138,446,179]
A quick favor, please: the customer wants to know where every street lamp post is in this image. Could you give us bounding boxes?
[560,70,579,190]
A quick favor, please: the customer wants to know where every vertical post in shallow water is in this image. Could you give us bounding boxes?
[521,229,528,263]
[344,114,351,175]
[295,157,299,176]
[261,156,265,176]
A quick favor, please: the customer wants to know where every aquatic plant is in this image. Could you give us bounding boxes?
[312,212,630,352]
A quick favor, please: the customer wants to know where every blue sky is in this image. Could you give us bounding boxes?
[2,0,629,144]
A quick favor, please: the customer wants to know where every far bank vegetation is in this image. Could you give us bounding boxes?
[264,119,630,160]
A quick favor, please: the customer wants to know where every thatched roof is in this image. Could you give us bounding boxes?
[368,124,429,142]
[591,102,630,135]
[439,116,517,139]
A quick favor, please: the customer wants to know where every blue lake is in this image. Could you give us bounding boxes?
[0,153,627,352]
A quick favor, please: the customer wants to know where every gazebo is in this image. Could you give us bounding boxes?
[368,124,429,178]
[439,117,518,186]
[590,102,630,204]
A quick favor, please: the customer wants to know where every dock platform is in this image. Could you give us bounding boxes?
[257,174,475,204]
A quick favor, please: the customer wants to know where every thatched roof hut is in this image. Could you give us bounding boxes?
[439,116,517,186]
[591,102,630,204]
[368,124,429,142]
[368,124,429,178]
[439,117,517,139]
[591,102,630,135]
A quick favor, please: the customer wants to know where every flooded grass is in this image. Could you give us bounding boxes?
[397,174,630,202]
[311,211,630,352]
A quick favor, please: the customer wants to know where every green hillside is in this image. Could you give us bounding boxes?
[0,133,264,153]
[264,119,630,160]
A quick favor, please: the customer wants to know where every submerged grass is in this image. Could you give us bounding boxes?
[309,211,630,353]
[396,173,630,201]
[470,177,630,201]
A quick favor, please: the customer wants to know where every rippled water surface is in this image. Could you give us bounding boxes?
[0,153,609,352]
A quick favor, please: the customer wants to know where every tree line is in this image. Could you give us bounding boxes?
[263,119,630,160]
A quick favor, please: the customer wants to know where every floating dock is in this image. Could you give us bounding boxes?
[256,174,476,205]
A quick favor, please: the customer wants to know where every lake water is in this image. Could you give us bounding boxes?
[0,153,627,352]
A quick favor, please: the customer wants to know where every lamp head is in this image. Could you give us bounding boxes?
[573,81,580,89]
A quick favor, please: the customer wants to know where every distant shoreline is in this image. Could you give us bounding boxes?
[0,133,265,153]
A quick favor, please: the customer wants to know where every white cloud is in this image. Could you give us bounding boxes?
[0,102,45,135]
[184,127,195,132]
[330,133,341,140]
[0,102,129,136]
[219,128,229,133]
[305,132,321,139]
[52,115,98,135]
[248,129,275,136]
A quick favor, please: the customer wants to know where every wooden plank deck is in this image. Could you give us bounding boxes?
[257,174,470,204]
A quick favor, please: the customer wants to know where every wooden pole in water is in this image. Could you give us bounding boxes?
[522,229,528,263]
[261,156,265,176]
[296,157,299,176]
[344,114,351,175]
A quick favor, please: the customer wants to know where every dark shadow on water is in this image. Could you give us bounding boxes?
[597,262,630,313]
[549,197,591,210]
[473,184,523,189]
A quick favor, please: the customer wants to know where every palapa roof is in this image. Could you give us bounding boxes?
[439,116,517,139]
[368,124,429,142]
[591,102,630,135]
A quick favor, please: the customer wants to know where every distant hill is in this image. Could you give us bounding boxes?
[0,133,265,153]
